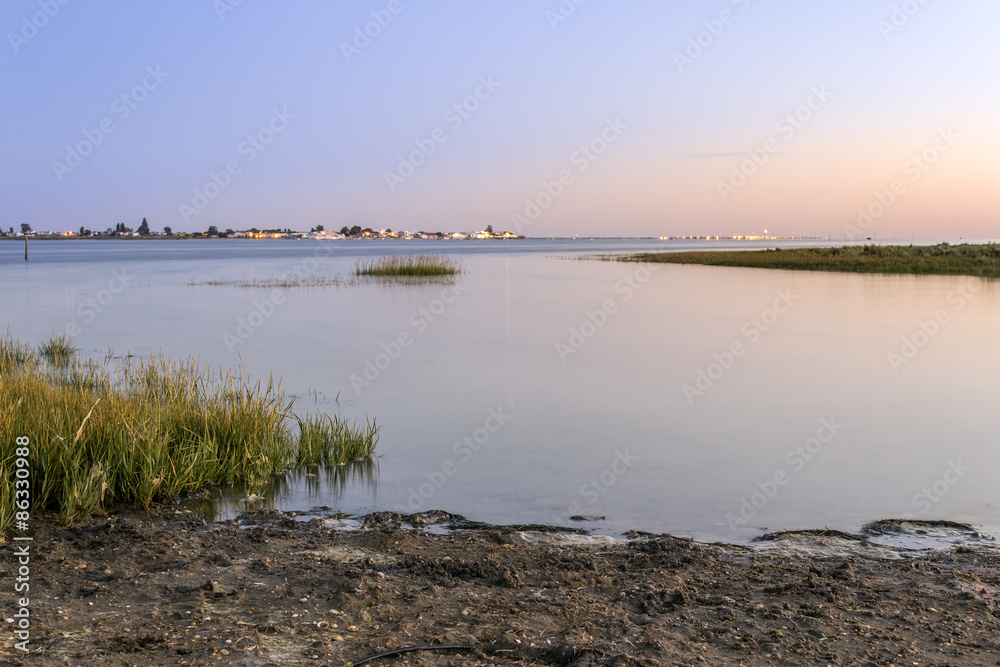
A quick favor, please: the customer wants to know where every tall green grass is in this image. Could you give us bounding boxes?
[294,412,378,467]
[355,254,461,278]
[0,334,378,534]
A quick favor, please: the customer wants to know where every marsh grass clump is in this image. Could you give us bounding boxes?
[38,333,74,365]
[0,336,378,534]
[294,412,379,467]
[354,254,461,279]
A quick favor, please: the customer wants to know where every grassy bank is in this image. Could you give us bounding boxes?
[0,334,377,534]
[355,254,461,278]
[617,243,1000,277]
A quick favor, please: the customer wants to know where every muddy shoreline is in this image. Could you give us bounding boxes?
[3,509,999,666]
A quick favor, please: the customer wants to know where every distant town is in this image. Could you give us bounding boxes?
[661,234,829,241]
[0,220,524,241]
[1,222,833,243]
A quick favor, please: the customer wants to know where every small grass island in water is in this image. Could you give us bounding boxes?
[619,243,1000,278]
[354,254,462,278]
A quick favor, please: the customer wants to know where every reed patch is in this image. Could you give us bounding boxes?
[0,334,377,535]
[354,254,462,279]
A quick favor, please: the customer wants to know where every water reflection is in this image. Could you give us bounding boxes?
[4,239,1000,543]
[185,457,379,522]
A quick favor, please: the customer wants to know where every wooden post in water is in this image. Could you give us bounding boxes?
[24,237,28,261]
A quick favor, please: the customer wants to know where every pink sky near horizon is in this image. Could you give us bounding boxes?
[2,1,997,238]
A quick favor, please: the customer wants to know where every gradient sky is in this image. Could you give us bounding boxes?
[2,0,998,238]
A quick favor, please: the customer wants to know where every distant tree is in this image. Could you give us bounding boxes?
[485,225,494,235]
[163,226,172,236]
[385,228,392,233]
[79,226,85,236]
[83,229,91,236]
[21,223,32,233]
[8,227,12,234]
[349,225,361,236]
[225,228,234,235]
[362,227,373,234]
[137,218,150,235]
[340,226,350,235]
[207,225,219,236]
[316,224,324,232]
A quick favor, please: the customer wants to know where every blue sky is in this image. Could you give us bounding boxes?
[2,0,997,238]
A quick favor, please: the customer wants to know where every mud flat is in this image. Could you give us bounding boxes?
[2,510,998,666]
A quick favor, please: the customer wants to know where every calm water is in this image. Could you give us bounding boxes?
[3,238,998,544]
